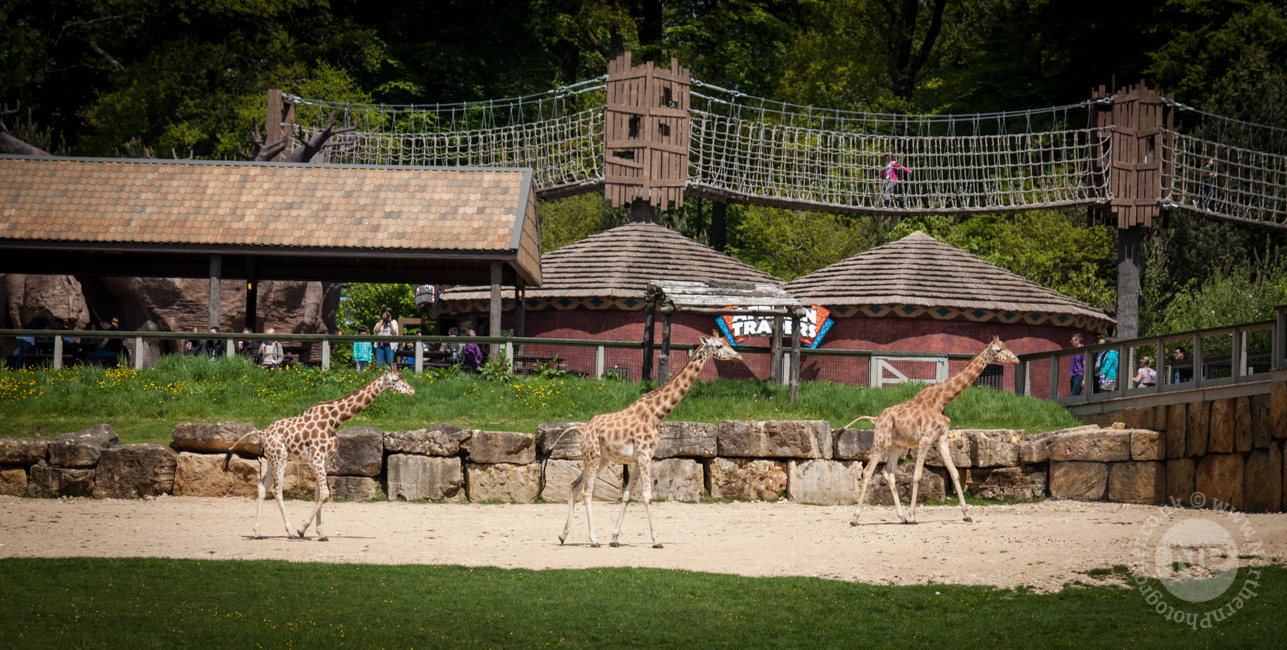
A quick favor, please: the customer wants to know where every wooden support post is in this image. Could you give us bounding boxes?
[769,315,783,384]
[789,314,801,404]
[134,336,144,370]
[514,280,525,356]
[1049,354,1060,399]
[1015,360,1027,397]
[322,339,331,371]
[414,340,424,374]
[225,339,235,357]
[489,261,502,360]
[1117,225,1142,339]
[208,254,221,331]
[1192,335,1203,388]
[629,198,655,223]
[710,200,728,252]
[53,336,63,370]
[595,345,605,379]
[660,310,672,382]
[1275,305,1287,370]
[642,299,656,382]
[245,258,257,332]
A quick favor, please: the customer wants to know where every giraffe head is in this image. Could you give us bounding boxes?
[379,369,416,395]
[700,332,742,362]
[984,336,1020,365]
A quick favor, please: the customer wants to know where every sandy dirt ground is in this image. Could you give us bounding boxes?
[1,496,1283,590]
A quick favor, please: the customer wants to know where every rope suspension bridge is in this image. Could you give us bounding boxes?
[276,53,1287,232]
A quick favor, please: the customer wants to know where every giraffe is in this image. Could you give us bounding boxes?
[223,369,415,540]
[555,333,742,548]
[847,336,1019,526]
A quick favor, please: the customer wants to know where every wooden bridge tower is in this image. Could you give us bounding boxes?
[603,52,691,220]
[1092,81,1174,340]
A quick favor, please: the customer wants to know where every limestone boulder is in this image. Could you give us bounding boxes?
[48,424,118,468]
[173,452,260,498]
[1208,399,1235,453]
[0,438,49,465]
[92,444,178,498]
[0,467,27,496]
[28,465,94,497]
[170,422,261,455]
[834,428,875,461]
[1273,382,1287,440]
[328,476,382,502]
[1019,432,1057,465]
[280,460,319,499]
[539,459,622,503]
[1154,404,1169,432]
[1235,397,1253,453]
[1130,430,1165,461]
[865,463,946,505]
[1195,454,1244,511]
[386,454,463,501]
[384,425,471,456]
[1186,401,1210,457]
[717,420,832,459]
[1251,394,1273,449]
[537,422,586,460]
[1108,462,1166,505]
[787,459,864,505]
[465,462,540,503]
[1049,461,1108,501]
[1047,431,1130,462]
[1166,459,1196,507]
[1167,404,1187,458]
[1242,447,1282,513]
[327,427,383,477]
[924,435,971,469]
[655,422,717,459]
[466,430,536,465]
[968,430,1022,468]
[649,458,704,503]
[1119,407,1155,431]
[706,458,787,501]
[962,466,1046,500]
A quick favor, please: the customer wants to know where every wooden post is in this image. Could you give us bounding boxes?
[642,299,656,382]
[603,53,691,211]
[710,201,728,252]
[595,345,605,379]
[134,336,144,370]
[660,310,672,382]
[1049,354,1059,399]
[789,313,801,404]
[769,315,783,384]
[1275,305,1287,370]
[208,254,221,331]
[1192,335,1203,388]
[1117,225,1142,339]
[322,339,331,371]
[414,340,424,374]
[53,336,63,370]
[245,258,257,332]
[1015,360,1027,397]
[489,261,502,360]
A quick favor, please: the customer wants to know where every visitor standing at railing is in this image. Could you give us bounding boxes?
[1200,157,1217,210]
[203,326,223,360]
[260,329,284,369]
[353,325,372,371]
[1171,347,1193,383]
[461,329,482,372]
[1068,333,1086,396]
[881,153,911,208]
[371,307,400,367]
[1095,337,1118,391]
[1134,356,1157,388]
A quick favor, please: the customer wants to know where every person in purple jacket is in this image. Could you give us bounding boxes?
[1068,333,1086,396]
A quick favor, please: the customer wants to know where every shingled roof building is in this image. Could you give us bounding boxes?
[785,231,1114,389]
[439,221,782,379]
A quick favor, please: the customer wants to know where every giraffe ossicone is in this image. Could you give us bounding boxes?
[847,336,1019,526]
[223,369,415,541]
[556,332,741,548]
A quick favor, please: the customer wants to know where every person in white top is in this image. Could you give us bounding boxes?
[371,307,401,367]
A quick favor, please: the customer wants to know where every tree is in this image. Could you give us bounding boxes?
[727,206,871,280]
[337,284,415,335]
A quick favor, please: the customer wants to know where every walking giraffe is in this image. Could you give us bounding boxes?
[224,369,415,540]
[555,333,742,548]
[847,336,1019,525]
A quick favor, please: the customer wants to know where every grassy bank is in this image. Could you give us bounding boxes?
[0,558,1278,648]
[0,355,1081,444]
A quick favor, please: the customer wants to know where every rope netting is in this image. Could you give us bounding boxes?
[283,78,606,195]
[1162,105,1287,229]
[687,82,1112,213]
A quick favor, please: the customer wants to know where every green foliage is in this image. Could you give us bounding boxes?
[337,284,415,335]
[1150,256,1287,335]
[532,354,570,379]
[1147,0,1287,109]
[2,558,1283,648]
[727,206,872,281]
[478,345,515,382]
[537,193,625,252]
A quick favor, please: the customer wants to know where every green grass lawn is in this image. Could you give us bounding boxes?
[0,355,1081,444]
[0,558,1278,648]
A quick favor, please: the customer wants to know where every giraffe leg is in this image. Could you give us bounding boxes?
[609,462,636,547]
[271,458,294,538]
[252,462,273,539]
[558,473,584,545]
[905,437,935,524]
[638,459,661,548]
[938,435,973,523]
[298,453,331,540]
[882,447,910,524]
[582,458,602,548]
[850,435,891,526]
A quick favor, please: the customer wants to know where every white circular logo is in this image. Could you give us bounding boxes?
[1152,518,1239,602]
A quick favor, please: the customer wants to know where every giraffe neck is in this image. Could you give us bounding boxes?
[637,347,712,424]
[922,347,991,412]
[330,377,384,427]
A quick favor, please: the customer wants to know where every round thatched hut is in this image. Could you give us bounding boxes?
[784,231,1114,388]
[438,222,783,379]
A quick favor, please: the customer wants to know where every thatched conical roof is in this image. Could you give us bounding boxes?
[785,231,1113,328]
[440,222,781,304]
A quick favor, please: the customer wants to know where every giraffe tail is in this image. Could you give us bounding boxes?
[538,425,581,492]
[223,430,261,472]
[841,415,879,430]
